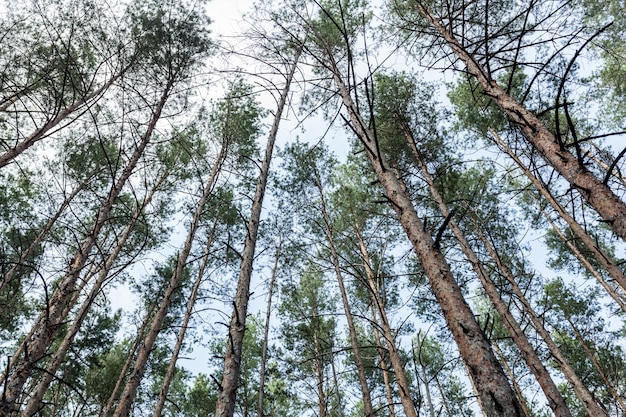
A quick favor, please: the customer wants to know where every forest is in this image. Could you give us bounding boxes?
[1,0,625,416]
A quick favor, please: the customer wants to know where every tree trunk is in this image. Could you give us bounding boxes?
[257,238,282,417]
[416,4,626,242]
[112,129,228,417]
[406,129,572,417]
[21,172,169,417]
[492,340,533,417]
[326,55,522,415]
[490,129,626,304]
[371,304,397,417]
[412,336,435,417]
[0,78,174,417]
[151,218,219,417]
[474,225,608,416]
[315,179,374,417]
[354,224,418,417]
[214,49,300,417]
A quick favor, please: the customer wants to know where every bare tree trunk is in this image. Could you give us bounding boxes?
[354,224,418,417]
[314,331,328,417]
[492,341,533,417]
[416,4,626,242]
[490,129,626,299]
[151,218,220,417]
[112,130,229,417]
[474,225,608,416]
[214,49,300,417]
[413,336,435,417]
[314,179,374,417]
[0,79,174,417]
[566,318,626,415]
[371,305,397,417]
[541,206,626,312]
[21,172,169,417]
[100,302,159,417]
[257,239,282,417]
[327,57,522,415]
[406,130,572,417]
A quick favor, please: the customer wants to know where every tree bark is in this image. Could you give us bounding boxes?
[406,129,572,417]
[21,172,169,417]
[416,3,626,242]
[152,217,220,417]
[315,178,374,417]
[214,49,300,417]
[257,238,282,417]
[490,129,626,304]
[354,224,418,417]
[324,51,522,415]
[0,78,174,417]
[474,225,608,416]
[112,126,228,417]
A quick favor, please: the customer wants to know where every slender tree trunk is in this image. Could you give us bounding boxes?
[214,49,300,417]
[371,304,397,417]
[1,181,85,295]
[314,179,374,417]
[0,69,128,168]
[492,341,533,417]
[416,4,626,242]
[0,79,174,417]
[313,331,328,417]
[354,223,418,417]
[474,225,608,416]
[566,318,626,415]
[100,302,159,417]
[490,129,626,298]
[151,218,220,417]
[112,130,228,417]
[257,239,282,417]
[329,350,344,417]
[413,336,435,417]
[406,129,572,417]
[21,172,169,417]
[540,206,626,312]
[326,57,522,415]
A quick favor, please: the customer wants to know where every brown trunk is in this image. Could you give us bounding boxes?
[314,331,328,417]
[566,318,626,415]
[541,207,626,312]
[257,239,282,417]
[0,79,174,417]
[416,4,626,242]
[315,179,374,417]
[490,129,626,299]
[492,340,533,417]
[474,225,608,416]
[214,50,300,417]
[100,302,159,417]
[21,172,169,417]
[354,224,418,417]
[112,130,228,417]
[327,57,522,415]
[406,130,572,417]
[371,305,397,417]
[152,218,219,417]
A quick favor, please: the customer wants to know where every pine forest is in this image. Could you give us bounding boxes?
[1,0,626,416]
